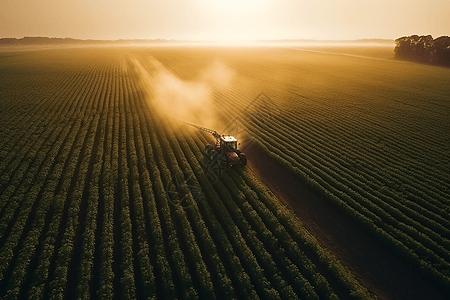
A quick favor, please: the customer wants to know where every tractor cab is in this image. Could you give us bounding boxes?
[220,135,238,151]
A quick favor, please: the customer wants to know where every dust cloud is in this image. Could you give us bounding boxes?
[132,56,235,130]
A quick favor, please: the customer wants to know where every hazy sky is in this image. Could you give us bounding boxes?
[1,0,449,41]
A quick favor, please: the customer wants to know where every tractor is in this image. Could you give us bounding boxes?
[183,122,247,168]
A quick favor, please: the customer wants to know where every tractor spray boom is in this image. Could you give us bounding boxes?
[182,121,247,168]
[183,121,221,141]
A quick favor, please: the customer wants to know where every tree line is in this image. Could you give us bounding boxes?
[395,35,450,67]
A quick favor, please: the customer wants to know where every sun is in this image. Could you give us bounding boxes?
[204,0,270,13]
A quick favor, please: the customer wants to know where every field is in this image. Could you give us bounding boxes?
[0,45,449,299]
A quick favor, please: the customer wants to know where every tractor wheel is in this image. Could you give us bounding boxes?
[239,153,247,166]
[208,149,217,161]
[217,151,230,169]
[205,144,213,156]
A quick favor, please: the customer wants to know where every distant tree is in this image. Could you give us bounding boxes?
[433,36,450,66]
[416,35,434,63]
[0,38,17,44]
[394,36,409,58]
[394,35,450,67]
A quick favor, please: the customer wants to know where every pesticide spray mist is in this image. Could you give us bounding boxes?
[132,56,236,131]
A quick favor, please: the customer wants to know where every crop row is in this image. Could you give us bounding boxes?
[210,81,450,291]
[0,49,380,299]
[129,55,374,299]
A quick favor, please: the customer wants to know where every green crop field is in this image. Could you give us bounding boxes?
[0,46,449,299]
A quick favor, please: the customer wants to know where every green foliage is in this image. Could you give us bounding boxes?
[395,35,450,66]
[2,46,448,300]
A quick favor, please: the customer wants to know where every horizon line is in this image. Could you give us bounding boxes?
[0,36,396,43]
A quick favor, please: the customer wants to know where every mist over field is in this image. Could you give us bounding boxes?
[132,56,236,130]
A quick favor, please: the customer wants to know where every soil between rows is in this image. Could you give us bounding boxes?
[244,144,444,300]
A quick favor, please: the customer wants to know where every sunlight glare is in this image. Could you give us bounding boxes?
[205,0,270,13]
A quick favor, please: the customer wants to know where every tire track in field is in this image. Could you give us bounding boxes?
[245,143,446,300]
[283,47,396,63]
